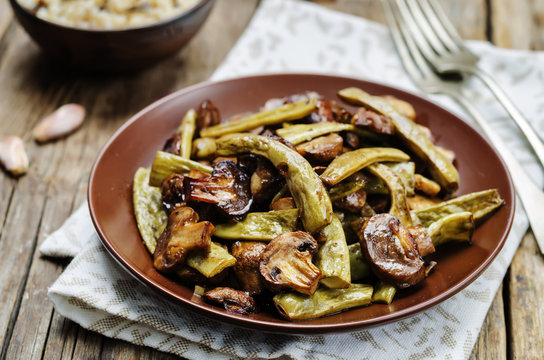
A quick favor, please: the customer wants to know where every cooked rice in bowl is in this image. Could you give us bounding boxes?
[18,0,200,29]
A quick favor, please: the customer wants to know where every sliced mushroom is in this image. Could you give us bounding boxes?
[184,160,253,217]
[359,213,425,288]
[232,241,267,295]
[270,197,296,211]
[408,225,435,257]
[309,99,336,123]
[343,131,359,149]
[250,158,285,205]
[333,189,367,213]
[196,99,221,131]
[153,206,214,273]
[296,133,343,163]
[260,231,322,295]
[203,287,256,315]
[161,173,185,213]
[351,108,394,135]
[162,134,181,155]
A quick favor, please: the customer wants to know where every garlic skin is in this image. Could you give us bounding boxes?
[33,104,86,143]
[0,136,29,176]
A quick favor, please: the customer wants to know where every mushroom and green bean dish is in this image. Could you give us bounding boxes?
[132,87,504,320]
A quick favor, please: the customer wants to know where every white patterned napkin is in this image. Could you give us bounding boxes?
[41,0,544,359]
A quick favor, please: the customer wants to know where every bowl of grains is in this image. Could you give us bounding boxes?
[9,0,214,71]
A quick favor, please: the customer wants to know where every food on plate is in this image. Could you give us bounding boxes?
[132,88,504,320]
[18,0,200,29]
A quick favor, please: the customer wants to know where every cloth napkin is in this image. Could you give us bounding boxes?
[40,0,544,359]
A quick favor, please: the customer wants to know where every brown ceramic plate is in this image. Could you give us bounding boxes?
[88,74,514,334]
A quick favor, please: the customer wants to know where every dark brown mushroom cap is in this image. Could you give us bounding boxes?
[249,157,285,205]
[203,287,256,315]
[184,160,253,217]
[259,231,322,295]
[161,173,185,213]
[232,241,267,295]
[359,213,425,288]
[333,188,367,214]
[196,99,221,131]
[408,225,436,257]
[162,134,182,155]
[153,206,213,273]
[296,133,344,163]
[352,108,395,135]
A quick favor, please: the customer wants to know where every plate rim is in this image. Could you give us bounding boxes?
[88,72,515,334]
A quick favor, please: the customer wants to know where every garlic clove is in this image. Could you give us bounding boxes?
[0,136,29,176]
[33,104,86,143]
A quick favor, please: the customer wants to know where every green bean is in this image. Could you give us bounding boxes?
[273,284,373,320]
[363,162,415,197]
[213,209,299,241]
[277,122,355,145]
[338,87,459,192]
[200,100,316,138]
[216,133,333,233]
[132,167,167,253]
[149,151,213,187]
[320,147,410,186]
[315,215,351,289]
[428,211,474,247]
[413,189,504,227]
[329,178,367,201]
[178,109,197,159]
[186,242,236,278]
[372,281,396,304]
[367,163,413,226]
[348,242,371,282]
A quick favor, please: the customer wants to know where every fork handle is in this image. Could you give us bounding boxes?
[462,66,544,170]
[448,90,544,254]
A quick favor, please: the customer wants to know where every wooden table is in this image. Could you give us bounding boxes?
[0,1,542,359]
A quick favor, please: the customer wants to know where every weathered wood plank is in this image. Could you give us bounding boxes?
[469,284,507,360]
[507,231,544,359]
[490,0,532,49]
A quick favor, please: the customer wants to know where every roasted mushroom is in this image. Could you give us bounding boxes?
[351,108,394,135]
[162,134,182,155]
[249,158,285,205]
[333,189,367,213]
[153,206,214,272]
[184,160,253,217]
[296,133,344,163]
[259,231,322,295]
[196,99,221,131]
[231,241,267,295]
[358,213,425,288]
[407,225,436,257]
[203,287,256,315]
[161,173,185,213]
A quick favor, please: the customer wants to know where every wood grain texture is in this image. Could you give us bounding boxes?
[490,0,532,49]
[469,284,507,360]
[0,0,541,359]
[507,231,544,359]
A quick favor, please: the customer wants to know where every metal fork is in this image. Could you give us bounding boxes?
[382,0,544,253]
[393,0,544,170]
